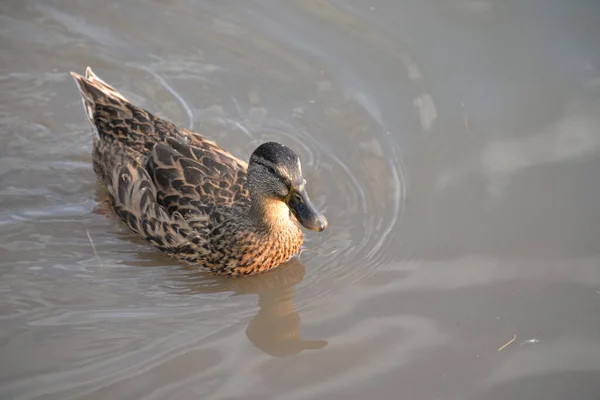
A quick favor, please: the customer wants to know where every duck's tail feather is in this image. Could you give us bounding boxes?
[70,67,128,125]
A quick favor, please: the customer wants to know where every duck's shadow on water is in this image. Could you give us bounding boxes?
[130,251,327,357]
[184,258,327,357]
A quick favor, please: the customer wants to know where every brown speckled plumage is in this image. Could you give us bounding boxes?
[71,67,327,276]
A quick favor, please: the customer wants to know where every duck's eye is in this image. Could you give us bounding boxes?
[267,166,276,174]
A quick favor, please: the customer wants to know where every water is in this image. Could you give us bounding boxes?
[1,0,600,399]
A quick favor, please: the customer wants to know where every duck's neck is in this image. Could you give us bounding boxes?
[249,196,300,237]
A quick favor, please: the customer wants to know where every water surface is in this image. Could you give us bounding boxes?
[1,0,600,399]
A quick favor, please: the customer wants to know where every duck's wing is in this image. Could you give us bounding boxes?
[145,138,250,224]
[93,139,204,258]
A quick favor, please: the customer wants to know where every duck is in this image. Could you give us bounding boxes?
[70,67,327,276]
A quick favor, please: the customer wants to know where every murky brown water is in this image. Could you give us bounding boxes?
[1,0,600,399]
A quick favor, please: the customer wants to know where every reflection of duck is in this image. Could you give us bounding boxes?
[174,257,327,357]
[71,67,327,276]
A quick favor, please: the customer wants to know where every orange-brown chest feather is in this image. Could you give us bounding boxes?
[212,201,303,276]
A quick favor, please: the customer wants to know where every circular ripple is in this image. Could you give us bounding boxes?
[140,76,409,306]
[60,4,423,313]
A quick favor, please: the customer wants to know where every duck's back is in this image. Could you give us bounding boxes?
[71,68,251,241]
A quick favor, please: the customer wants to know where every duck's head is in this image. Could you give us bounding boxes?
[248,142,327,232]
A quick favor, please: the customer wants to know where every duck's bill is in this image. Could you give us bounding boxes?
[287,187,328,231]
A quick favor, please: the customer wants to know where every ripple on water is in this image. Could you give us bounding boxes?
[122,65,410,309]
